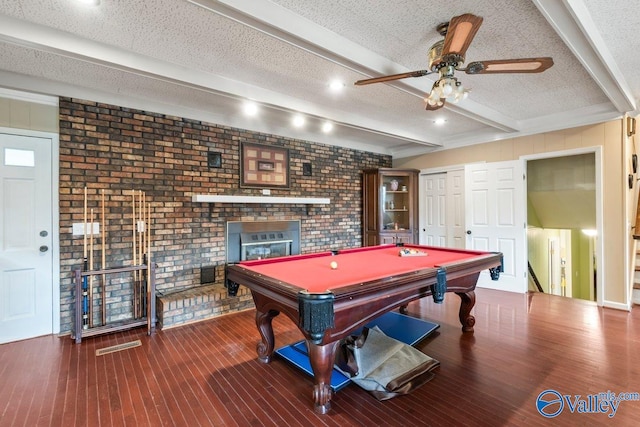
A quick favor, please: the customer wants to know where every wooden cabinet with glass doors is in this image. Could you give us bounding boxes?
[362,168,419,246]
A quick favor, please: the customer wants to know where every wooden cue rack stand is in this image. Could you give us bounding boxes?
[72,188,155,343]
[73,264,156,343]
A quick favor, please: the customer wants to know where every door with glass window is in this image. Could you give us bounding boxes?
[0,133,53,343]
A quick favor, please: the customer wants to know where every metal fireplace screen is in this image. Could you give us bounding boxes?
[240,231,293,261]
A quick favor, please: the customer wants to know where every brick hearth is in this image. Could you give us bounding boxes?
[156,284,253,329]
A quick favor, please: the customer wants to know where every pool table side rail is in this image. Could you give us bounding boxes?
[434,252,503,280]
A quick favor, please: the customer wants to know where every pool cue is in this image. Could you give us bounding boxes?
[146,201,152,334]
[139,190,144,317]
[140,191,147,315]
[132,189,138,318]
[101,190,106,326]
[82,187,89,329]
[89,208,95,328]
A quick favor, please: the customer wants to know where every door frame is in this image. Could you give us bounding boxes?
[522,146,603,306]
[1,126,60,334]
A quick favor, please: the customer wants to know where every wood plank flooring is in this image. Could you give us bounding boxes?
[1,288,639,426]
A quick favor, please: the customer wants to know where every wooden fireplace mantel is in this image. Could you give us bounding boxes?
[191,195,330,205]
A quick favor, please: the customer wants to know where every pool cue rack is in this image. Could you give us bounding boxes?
[72,188,155,343]
[73,264,156,343]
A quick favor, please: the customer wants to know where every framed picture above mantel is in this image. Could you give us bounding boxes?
[240,142,290,189]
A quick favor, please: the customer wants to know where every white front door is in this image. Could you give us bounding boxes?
[465,160,526,293]
[422,173,447,246]
[0,133,53,343]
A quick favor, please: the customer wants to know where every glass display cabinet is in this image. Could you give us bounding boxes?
[362,168,419,246]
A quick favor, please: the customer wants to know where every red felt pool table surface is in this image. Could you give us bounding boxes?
[238,244,488,293]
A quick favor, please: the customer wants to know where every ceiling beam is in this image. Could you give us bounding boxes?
[533,0,636,113]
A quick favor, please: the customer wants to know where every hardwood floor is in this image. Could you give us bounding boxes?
[1,288,639,426]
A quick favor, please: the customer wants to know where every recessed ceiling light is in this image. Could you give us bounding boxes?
[292,114,306,128]
[322,121,334,133]
[242,101,258,116]
[76,0,100,5]
[433,118,447,125]
[329,80,345,92]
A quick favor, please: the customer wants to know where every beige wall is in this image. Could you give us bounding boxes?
[0,96,59,133]
[395,120,630,307]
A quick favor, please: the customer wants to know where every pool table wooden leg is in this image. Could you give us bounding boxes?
[254,308,279,363]
[307,340,340,414]
[456,290,476,332]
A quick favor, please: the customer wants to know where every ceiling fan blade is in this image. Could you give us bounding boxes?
[354,70,432,86]
[464,57,554,74]
[441,13,483,58]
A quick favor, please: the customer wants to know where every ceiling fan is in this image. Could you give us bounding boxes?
[354,13,553,111]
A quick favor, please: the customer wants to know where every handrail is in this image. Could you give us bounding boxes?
[528,262,544,293]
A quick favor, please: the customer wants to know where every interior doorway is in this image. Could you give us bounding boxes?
[526,152,597,301]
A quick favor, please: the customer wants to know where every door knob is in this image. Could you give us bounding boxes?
[466,230,472,235]
[40,230,48,237]
[39,245,49,252]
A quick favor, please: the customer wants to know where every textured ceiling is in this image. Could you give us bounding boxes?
[0,0,637,158]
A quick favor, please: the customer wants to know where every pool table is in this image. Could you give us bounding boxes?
[225,244,502,414]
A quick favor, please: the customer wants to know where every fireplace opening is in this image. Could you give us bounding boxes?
[226,220,301,264]
[240,231,293,261]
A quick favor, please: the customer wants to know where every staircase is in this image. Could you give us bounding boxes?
[631,117,640,305]
[633,187,640,304]
[634,245,640,304]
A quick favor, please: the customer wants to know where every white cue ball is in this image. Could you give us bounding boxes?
[330,261,338,270]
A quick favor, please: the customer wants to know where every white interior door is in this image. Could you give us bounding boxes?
[446,169,465,249]
[465,161,526,293]
[0,133,53,343]
[422,173,447,246]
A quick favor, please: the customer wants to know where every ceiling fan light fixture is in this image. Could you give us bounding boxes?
[428,77,465,105]
[444,82,454,96]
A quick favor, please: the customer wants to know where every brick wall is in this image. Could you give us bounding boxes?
[58,97,391,333]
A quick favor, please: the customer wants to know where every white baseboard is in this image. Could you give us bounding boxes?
[603,300,632,311]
